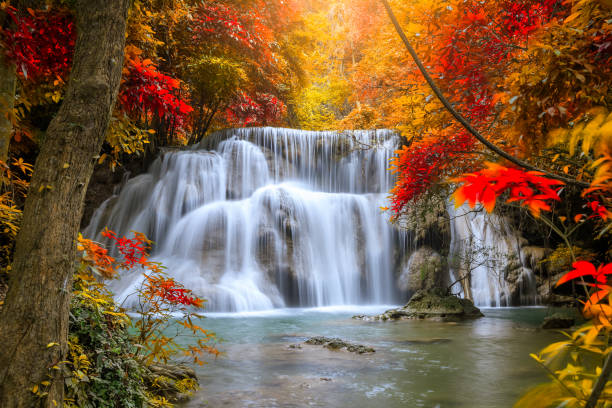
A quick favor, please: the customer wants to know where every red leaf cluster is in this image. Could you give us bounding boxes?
[226,91,286,126]
[556,261,612,327]
[119,57,193,132]
[101,229,149,269]
[1,6,75,82]
[145,274,204,308]
[587,200,610,221]
[389,131,475,214]
[193,3,257,49]
[452,162,564,216]
[78,238,116,279]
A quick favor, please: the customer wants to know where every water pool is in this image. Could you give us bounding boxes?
[181,306,563,408]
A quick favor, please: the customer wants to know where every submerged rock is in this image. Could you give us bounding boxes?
[400,338,452,345]
[304,336,375,354]
[353,289,484,322]
[541,313,575,329]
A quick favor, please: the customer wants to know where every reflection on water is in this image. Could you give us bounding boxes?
[181,307,562,408]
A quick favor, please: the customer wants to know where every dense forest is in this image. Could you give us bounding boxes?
[0,0,610,407]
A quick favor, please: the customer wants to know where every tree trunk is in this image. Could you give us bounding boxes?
[0,1,130,407]
[0,10,17,163]
[0,52,15,163]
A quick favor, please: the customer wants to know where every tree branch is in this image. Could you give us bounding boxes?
[380,0,589,188]
[585,351,612,408]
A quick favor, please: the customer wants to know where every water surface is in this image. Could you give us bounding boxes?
[183,306,562,408]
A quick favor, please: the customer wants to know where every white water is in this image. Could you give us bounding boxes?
[86,128,405,311]
[448,204,538,306]
[85,127,537,310]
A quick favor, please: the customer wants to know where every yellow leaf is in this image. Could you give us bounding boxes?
[32,385,38,394]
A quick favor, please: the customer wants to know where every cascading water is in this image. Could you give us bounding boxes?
[85,127,538,311]
[447,204,538,307]
[85,127,405,312]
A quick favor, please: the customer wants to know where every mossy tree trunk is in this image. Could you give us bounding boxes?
[0,1,130,407]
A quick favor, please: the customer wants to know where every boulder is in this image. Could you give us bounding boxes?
[541,313,575,329]
[354,288,484,322]
[397,247,448,294]
[304,336,375,354]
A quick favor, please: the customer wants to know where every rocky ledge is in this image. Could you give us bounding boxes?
[353,289,484,322]
[303,336,375,354]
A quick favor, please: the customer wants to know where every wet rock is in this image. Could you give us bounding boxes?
[397,247,448,294]
[304,336,375,354]
[541,313,575,329]
[400,338,452,345]
[354,288,484,322]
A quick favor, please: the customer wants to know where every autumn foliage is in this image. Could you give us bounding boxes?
[226,91,287,126]
[389,131,474,214]
[77,231,218,367]
[1,6,75,82]
[451,163,564,217]
[120,56,193,136]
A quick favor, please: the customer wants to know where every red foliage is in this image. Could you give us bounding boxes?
[191,2,274,64]
[556,261,612,327]
[388,1,559,215]
[1,6,75,82]
[389,131,475,214]
[79,238,116,279]
[119,57,193,132]
[587,200,610,221]
[225,91,286,126]
[101,229,149,268]
[145,275,204,308]
[557,261,612,288]
[436,0,557,122]
[451,162,564,216]
[192,3,257,49]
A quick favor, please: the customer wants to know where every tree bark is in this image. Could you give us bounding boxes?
[0,52,15,163]
[0,9,17,163]
[0,1,130,407]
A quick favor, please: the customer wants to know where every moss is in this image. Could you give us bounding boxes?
[355,289,483,322]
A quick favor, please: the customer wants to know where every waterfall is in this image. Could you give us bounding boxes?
[85,128,404,312]
[85,127,539,311]
[447,204,538,307]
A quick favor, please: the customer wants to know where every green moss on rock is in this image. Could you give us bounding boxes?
[354,289,484,322]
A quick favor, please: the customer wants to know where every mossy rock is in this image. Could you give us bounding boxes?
[354,289,484,322]
[304,336,375,354]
